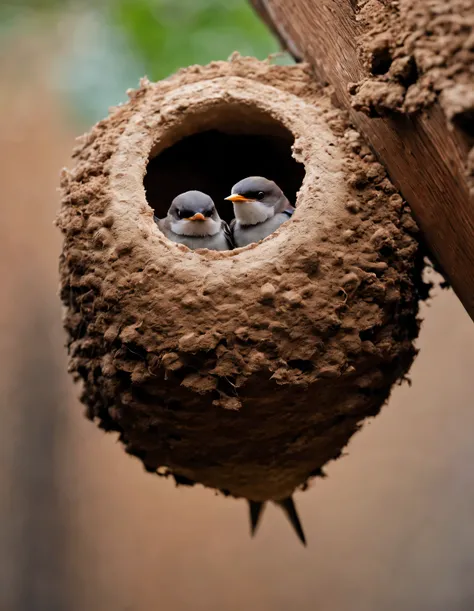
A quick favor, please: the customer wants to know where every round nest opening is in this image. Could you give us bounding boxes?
[144,102,305,223]
[58,57,425,502]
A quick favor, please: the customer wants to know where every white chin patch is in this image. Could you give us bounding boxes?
[171,218,220,237]
[234,201,274,225]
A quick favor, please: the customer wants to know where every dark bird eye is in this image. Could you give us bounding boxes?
[256,191,265,200]
[178,209,193,219]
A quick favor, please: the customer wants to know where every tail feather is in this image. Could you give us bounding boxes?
[275,496,307,546]
[248,500,266,537]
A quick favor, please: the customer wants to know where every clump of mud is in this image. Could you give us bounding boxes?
[351,0,474,195]
[352,0,473,118]
[57,56,427,501]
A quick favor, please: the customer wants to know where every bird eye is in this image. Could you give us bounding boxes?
[178,209,193,219]
[256,191,265,200]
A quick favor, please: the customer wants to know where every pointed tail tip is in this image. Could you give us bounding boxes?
[248,500,265,537]
[294,526,307,547]
[277,496,307,547]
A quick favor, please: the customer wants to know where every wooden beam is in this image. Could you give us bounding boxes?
[250,0,474,321]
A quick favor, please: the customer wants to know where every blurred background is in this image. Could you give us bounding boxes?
[1,2,474,610]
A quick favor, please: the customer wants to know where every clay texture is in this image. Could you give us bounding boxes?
[351,0,474,195]
[57,57,425,501]
[352,0,474,116]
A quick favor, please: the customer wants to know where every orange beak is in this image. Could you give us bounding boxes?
[186,212,206,221]
[224,194,251,203]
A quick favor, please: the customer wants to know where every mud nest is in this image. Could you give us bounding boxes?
[57,56,426,501]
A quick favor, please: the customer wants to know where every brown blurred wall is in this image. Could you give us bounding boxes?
[1,30,474,611]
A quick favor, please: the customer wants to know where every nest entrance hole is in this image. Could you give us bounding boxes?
[144,104,305,224]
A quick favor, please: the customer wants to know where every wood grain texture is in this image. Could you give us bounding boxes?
[250,0,474,321]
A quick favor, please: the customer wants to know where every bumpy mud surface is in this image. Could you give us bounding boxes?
[57,56,426,500]
[351,0,474,194]
[352,0,473,116]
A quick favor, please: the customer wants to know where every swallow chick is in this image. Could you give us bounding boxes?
[225,176,295,248]
[248,496,306,546]
[157,190,233,251]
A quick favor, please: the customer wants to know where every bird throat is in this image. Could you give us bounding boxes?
[233,201,274,226]
[170,218,220,237]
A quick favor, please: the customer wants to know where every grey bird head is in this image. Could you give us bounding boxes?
[167,190,221,237]
[225,176,291,226]
[247,496,307,546]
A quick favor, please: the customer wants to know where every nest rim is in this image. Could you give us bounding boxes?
[110,75,343,262]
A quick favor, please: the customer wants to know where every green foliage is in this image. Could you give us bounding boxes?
[0,0,282,123]
[108,0,278,80]
[0,0,62,8]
